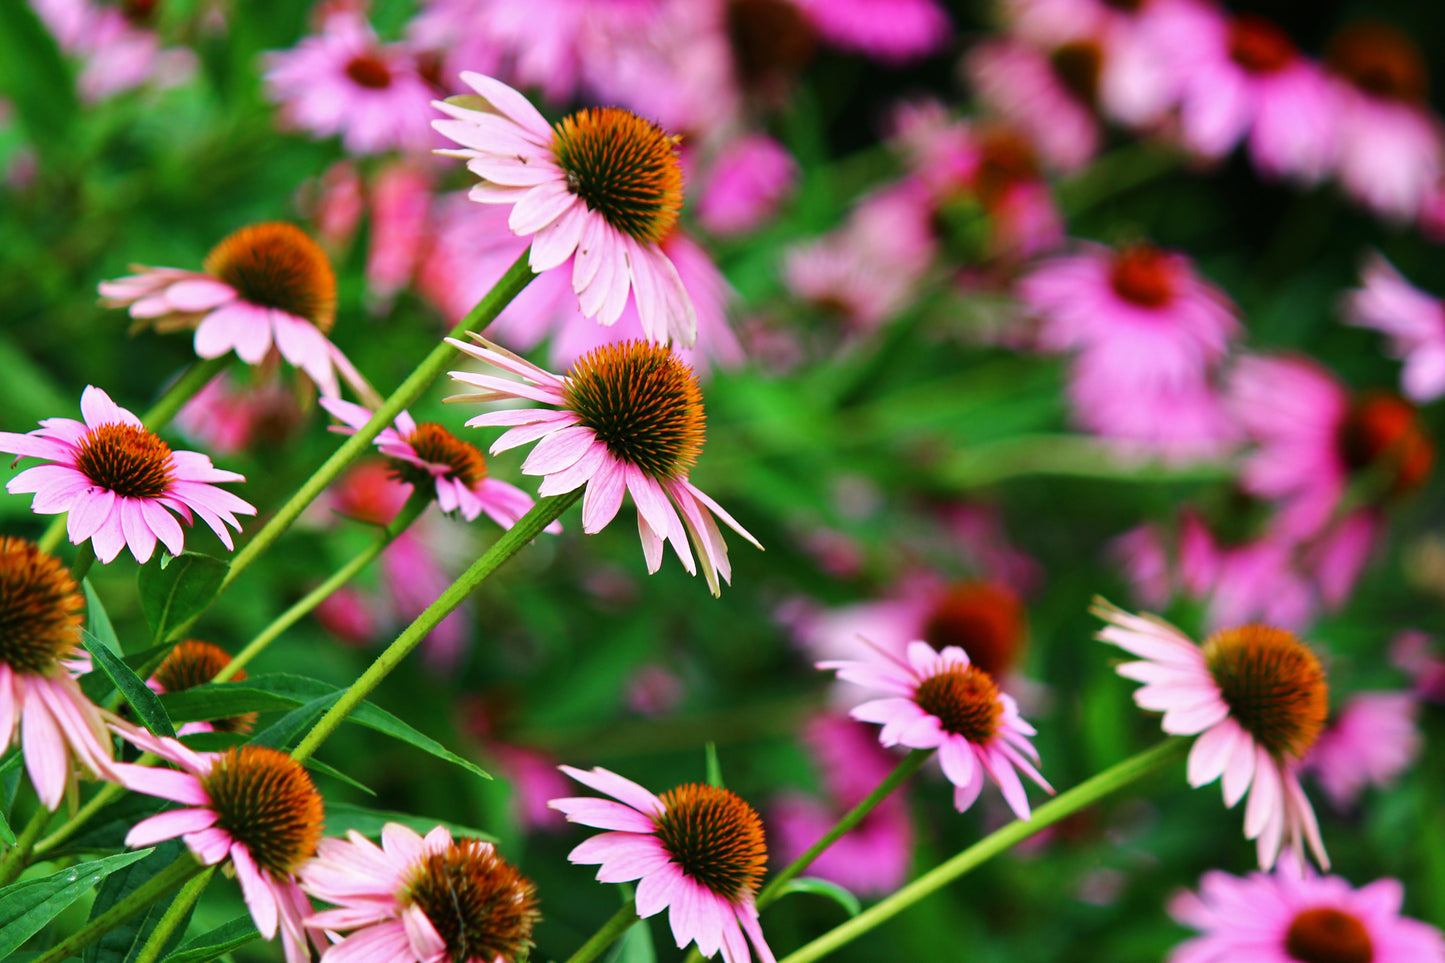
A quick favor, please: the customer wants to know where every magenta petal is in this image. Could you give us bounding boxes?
[126,807,219,847]
[232,844,280,939]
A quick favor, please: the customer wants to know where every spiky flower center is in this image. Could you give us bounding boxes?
[1284,907,1373,963]
[1050,41,1103,106]
[200,746,324,876]
[1203,626,1327,760]
[402,839,540,963]
[551,108,684,245]
[393,423,487,491]
[1229,15,1296,75]
[562,342,705,479]
[74,423,175,499]
[1338,393,1433,497]
[922,583,1025,681]
[1110,243,1176,308]
[1327,21,1427,102]
[653,784,767,902]
[0,538,83,676]
[152,640,255,734]
[203,223,337,331]
[345,54,393,89]
[914,663,1004,743]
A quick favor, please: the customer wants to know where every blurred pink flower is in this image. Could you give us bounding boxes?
[550,766,776,963]
[301,823,539,963]
[1325,21,1444,224]
[1169,863,1444,963]
[173,373,305,457]
[32,0,196,102]
[964,38,1102,174]
[1342,254,1445,402]
[792,0,949,64]
[770,714,913,896]
[1304,691,1421,811]
[0,386,255,564]
[264,10,437,156]
[820,640,1051,818]
[432,72,696,345]
[448,337,760,595]
[1170,11,1337,183]
[696,134,798,236]
[1095,601,1328,870]
[363,162,433,311]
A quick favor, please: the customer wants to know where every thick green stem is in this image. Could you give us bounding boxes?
[777,739,1186,963]
[34,753,158,857]
[68,541,95,583]
[33,853,204,963]
[134,864,217,963]
[290,488,579,764]
[757,750,929,911]
[213,248,534,602]
[562,900,641,963]
[0,804,50,886]
[216,491,431,681]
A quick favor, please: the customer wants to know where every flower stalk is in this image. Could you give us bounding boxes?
[562,899,641,963]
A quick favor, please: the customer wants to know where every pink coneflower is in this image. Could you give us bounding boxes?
[99,222,364,399]
[1303,691,1421,811]
[549,766,776,963]
[31,0,196,102]
[819,640,1051,818]
[1170,11,1337,183]
[363,161,434,311]
[695,133,798,237]
[1342,254,1445,403]
[791,0,949,64]
[301,822,540,963]
[1325,21,1444,223]
[0,537,117,809]
[112,732,323,963]
[0,386,255,564]
[1094,600,1329,870]
[172,373,306,458]
[1391,631,1445,705]
[447,337,760,595]
[1169,863,1445,963]
[319,397,543,530]
[264,10,437,156]
[431,72,697,346]
[146,639,256,737]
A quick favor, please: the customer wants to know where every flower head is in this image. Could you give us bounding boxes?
[431,72,698,345]
[447,337,760,595]
[1094,599,1329,870]
[302,822,540,963]
[319,397,548,531]
[1303,691,1421,811]
[0,537,117,808]
[549,766,775,963]
[113,733,324,963]
[1342,254,1445,403]
[1,386,256,563]
[819,640,1052,819]
[99,222,365,399]
[147,640,256,736]
[1169,863,1445,963]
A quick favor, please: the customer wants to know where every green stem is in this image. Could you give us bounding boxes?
[216,491,431,681]
[0,804,51,886]
[290,488,579,764]
[938,435,1235,490]
[562,900,640,963]
[777,739,1187,963]
[212,248,534,605]
[33,753,158,857]
[757,750,929,911]
[33,853,204,963]
[36,516,65,554]
[68,541,95,583]
[133,864,217,963]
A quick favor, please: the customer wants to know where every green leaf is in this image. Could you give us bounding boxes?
[80,631,175,739]
[306,759,374,797]
[0,849,154,957]
[603,918,656,963]
[705,742,724,789]
[136,553,228,646]
[247,694,339,752]
[161,675,490,781]
[81,581,120,654]
[0,4,77,155]
[83,841,189,963]
[774,877,861,918]
[322,802,496,843]
[159,914,258,963]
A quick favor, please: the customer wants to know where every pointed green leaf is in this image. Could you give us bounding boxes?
[603,917,656,963]
[159,914,258,963]
[136,553,228,646]
[306,759,374,797]
[705,742,724,789]
[0,4,76,155]
[80,630,175,738]
[774,877,861,918]
[0,849,154,957]
[84,841,189,963]
[322,803,496,843]
[81,581,120,654]
[247,694,340,752]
